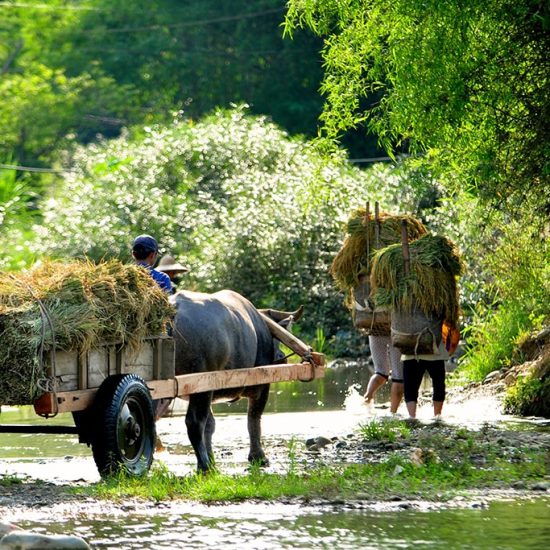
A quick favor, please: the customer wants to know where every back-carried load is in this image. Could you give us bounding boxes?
[329,202,427,336]
[369,232,464,355]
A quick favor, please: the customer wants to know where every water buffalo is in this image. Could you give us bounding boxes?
[170,289,303,472]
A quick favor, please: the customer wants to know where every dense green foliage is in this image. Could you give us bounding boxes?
[285,0,549,213]
[457,215,550,380]
[505,372,550,418]
[0,0,327,169]
[1,108,440,340]
[285,0,550,390]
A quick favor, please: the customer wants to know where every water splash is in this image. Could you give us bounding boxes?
[342,384,375,417]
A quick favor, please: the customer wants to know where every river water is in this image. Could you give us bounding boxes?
[1,362,549,549]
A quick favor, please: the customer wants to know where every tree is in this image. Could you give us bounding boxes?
[0,0,330,168]
[285,0,549,213]
[0,62,132,165]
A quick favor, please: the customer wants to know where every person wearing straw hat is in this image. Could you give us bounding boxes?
[156,254,189,285]
[131,234,174,294]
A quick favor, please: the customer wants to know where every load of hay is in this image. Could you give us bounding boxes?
[0,260,175,405]
[370,234,464,325]
[329,208,427,292]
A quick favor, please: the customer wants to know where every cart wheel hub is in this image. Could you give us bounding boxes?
[125,416,141,444]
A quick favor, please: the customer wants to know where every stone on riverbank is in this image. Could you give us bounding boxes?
[0,523,90,550]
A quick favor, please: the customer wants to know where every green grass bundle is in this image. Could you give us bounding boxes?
[370,234,464,323]
[0,259,175,405]
[329,209,427,291]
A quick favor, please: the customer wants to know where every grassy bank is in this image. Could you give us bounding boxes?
[73,420,549,503]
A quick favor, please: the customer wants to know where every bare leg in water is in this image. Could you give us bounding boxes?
[403,359,446,419]
[407,399,443,419]
[365,335,404,414]
[364,373,387,403]
[390,381,404,414]
[365,375,403,414]
[406,400,417,419]
[433,400,443,417]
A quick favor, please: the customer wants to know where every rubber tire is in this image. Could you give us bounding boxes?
[91,374,156,478]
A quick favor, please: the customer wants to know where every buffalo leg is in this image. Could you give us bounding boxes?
[204,408,216,463]
[186,392,213,471]
[247,384,270,466]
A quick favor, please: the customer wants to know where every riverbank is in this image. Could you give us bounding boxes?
[1,390,548,515]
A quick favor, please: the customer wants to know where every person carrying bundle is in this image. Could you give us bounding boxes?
[401,334,450,419]
[362,321,404,414]
[330,203,427,413]
[369,230,463,420]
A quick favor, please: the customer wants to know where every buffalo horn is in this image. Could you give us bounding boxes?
[259,305,304,323]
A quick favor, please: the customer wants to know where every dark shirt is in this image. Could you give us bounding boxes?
[137,262,174,294]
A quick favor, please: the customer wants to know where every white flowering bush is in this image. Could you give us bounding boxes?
[9,107,438,341]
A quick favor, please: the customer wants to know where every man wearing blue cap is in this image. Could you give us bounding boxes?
[131,234,174,294]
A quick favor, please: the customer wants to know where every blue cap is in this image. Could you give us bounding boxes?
[132,234,158,253]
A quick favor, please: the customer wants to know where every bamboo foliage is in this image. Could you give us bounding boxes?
[0,260,175,405]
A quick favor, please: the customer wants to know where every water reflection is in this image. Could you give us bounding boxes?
[214,359,376,414]
[14,497,550,549]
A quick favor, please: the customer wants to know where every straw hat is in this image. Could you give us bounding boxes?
[156,254,189,274]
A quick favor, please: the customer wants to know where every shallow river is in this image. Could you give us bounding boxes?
[1,363,549,549]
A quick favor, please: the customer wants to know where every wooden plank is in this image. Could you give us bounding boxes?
[173,362,324,397]
[160,337,176,379]
[77,351,88,390]
[34,388,97,415]
[152,339,161,379]
[115,347,122,375]
[88,347,108,389]
[148,379,177,400]
[33,361,325,415]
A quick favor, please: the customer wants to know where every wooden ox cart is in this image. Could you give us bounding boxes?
[0,317,324,476]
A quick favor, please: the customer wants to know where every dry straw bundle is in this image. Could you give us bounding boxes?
[329,207,427,292]
[0,260,175,405]
[370,234,464,324]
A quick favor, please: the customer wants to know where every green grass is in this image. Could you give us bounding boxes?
[0,474,23,487]
[504,372,550,417]
[459,304,533,381]
[357,418,411,442]
[72,426,548,504]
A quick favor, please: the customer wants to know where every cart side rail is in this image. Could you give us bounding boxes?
[34,353,325,415]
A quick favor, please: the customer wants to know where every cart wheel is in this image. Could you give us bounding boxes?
[92,374,155,477]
